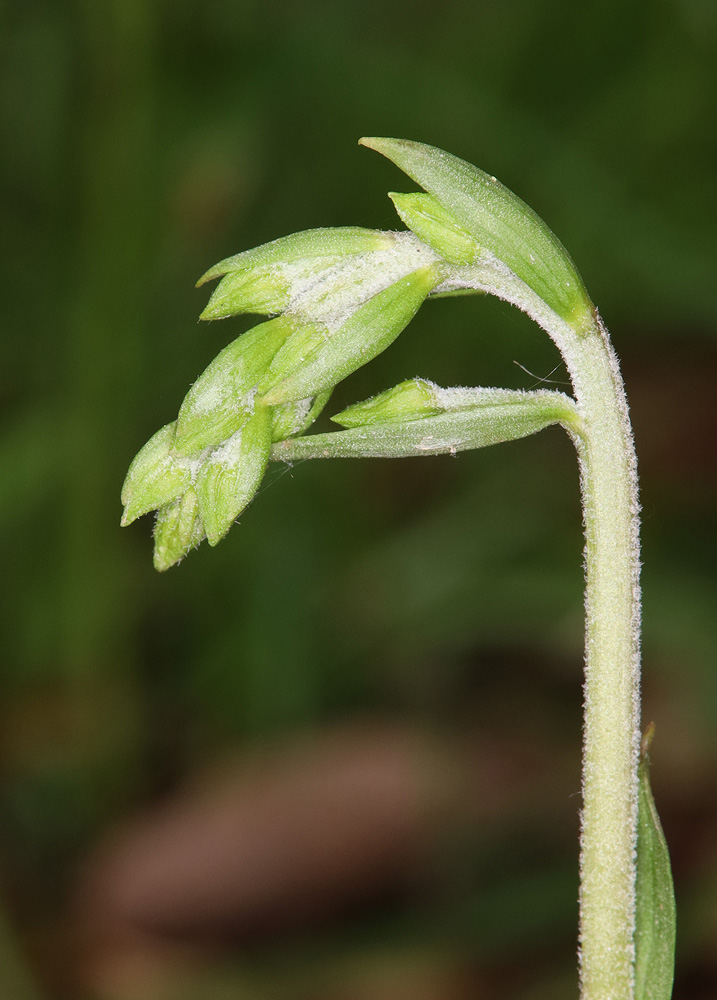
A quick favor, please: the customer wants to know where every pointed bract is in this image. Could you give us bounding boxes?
[361,137,594,332]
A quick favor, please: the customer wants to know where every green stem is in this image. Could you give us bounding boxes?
[270,312,641,1000]
[561,314,641,1000]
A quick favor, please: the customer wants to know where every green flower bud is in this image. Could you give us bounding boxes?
[261,265,442,405]
[272,387,582,463]
[389,192,479,266]
[332,378,441,428]
[174,316,298,455]
[200,268,292,321]
[153,488,205,572]
[195,403,272,546]
[198,228,394,286]
[197,228,395,321]
[270,389,332,442]
[121,422,192,526]
[256,323,330,396]
[361,137,594,332]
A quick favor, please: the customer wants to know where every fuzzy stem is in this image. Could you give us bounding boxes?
[560,314,641,1000]
[270,310,641,1000]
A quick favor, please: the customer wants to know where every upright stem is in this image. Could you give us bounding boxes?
[270,307,643,1000]
[560,314,641,1000]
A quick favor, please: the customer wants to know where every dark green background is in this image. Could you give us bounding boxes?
[1,1,716,997]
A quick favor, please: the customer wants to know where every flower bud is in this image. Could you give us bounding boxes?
[361,137,594,332]
[270,390,332,442]
[197,228,395,321]
[256,323,330,396]
[194,404,273,546]
[388,192,479,266]
[332,378,441,428]
[121,422,192,526]
[273,387,582,462]
[153,488,205,572]
[174,316,298,455]
[200,268,291,321]
[261,265,441,405]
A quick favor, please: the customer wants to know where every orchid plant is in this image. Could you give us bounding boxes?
[121,138,675,1000]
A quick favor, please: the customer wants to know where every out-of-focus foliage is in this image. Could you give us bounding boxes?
[0,1,716,997]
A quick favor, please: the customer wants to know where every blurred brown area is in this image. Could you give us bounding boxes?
[69,712,577,1000]
[1,0,716,998]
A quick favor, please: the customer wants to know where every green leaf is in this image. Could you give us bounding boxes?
[120,422,191,526]
[153,488,205,572]
[272,387,579,461]
[261,265,441,405]
[195,404,272,546]
[389,192,479,266]
[270,389,332,442]
[174,316,298,455]
[360,137,594,332]
[634,725,676,1000]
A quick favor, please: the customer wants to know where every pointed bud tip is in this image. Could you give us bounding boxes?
[153,551,177,572]
[196,263,226,288]
[197,299,241,322]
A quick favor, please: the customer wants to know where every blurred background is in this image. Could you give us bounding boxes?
[1,0,716,997]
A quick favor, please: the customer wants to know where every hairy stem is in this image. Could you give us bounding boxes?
[270,311,641,1000]
[561,314,641,1000]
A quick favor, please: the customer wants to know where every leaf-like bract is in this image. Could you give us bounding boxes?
[361,137,594,331]
[634,729,676,1000]
[272,387,580,460]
